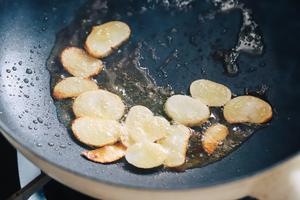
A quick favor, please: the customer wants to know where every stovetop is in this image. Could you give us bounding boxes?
[0,134,255,200]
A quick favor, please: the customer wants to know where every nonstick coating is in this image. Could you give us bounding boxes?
[0,0,300,190]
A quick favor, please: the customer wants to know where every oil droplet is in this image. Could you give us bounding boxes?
[23,78,29,83]
[48,142,54,147]
[37,117,43,123]
[55,133,60,137]
[12,66,17,71]
[36,143,42,147]
[6,69,11,73]
[18,61,22,65]
[59,144,66,149]
[26,69,33,74]
[30,49,34,53]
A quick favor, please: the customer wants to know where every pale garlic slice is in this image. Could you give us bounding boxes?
[158,124,190,167]
[125,141,167,169]
[82,143,126,163]
[119,124,134,148]
[61,47,103,78]
[72,117,121,147]
[224,95,272,124]
[85,21,131,58]
[73,90,125,120]
[190,79,231,107]
[202,123,229,155]
[53,77,98,99]
[164,95,210,126]
[125,105,170,143]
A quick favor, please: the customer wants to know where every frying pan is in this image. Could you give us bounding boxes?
[1,0,300,199]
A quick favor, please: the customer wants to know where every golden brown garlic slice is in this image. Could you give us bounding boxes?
[164,95,210,126]
[190,79,231,107]
[61,47,103,78]
[53,77,98,99]
[202,123,229,155]
[73,90,125,120]
[85,21,131,58]
[71,117,121,147]
[224,95,272,124]
[82,143,126,163]
[125,141,167,169]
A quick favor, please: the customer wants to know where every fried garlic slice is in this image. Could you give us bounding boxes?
[190,79,231,107]
[73,90,125,120]
[82,143,126,163]
[224,95,272,124]
[158,125,190,167]
[85,21,131,58]
[53,77,98,99]
[119,125,134,147]
[125,105,170,143]
[72,117,121,147]
[202,123,229,155]
[61,47,103,78]
[125,142,167,169]
[164,95,210,126]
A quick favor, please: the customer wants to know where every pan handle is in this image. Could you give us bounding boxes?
[7,173,51,200]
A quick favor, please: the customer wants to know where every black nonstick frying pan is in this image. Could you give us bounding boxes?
[1,0,300,199]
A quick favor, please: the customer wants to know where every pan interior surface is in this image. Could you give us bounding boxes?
[47,0,269,171]
[0,0,300,189]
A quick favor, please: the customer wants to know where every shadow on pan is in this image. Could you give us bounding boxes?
[0,0,300,190]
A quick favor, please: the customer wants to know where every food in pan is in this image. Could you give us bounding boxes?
[82,143,126,163]
[190,79,232,107]
[164,95,210,126]
[125,141,168,169]
[85,21,131,58]
[202,123,229,155]
[61,47,103,78]
[72,117,121,147]
[119,126,133,148]
[158,125,191,167]
[125,105,170,143]
[224,96,272,124]
[52,21,273,170]
[53,77,98,99]
[72,90,125,120]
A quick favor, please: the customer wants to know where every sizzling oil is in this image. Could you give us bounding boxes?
[47,0,269,171]
[211,0,264,76]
